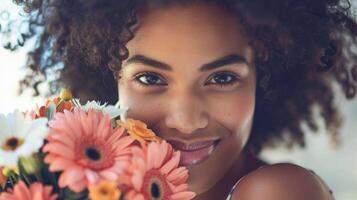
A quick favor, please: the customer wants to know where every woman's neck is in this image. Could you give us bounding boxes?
[193,149,266,200]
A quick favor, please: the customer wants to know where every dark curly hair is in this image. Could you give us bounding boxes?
[3,0,357,154]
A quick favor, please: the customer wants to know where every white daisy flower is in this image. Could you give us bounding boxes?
[0,110,48,167]
[74,99,128,119]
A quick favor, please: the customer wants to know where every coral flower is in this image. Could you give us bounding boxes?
[43,108,135,192]
[0,181,58,200]
[89,181,121,200]
[52,96,73,113]
[33,96,73,119]
[118,119,161,145]
[121,141,196,200]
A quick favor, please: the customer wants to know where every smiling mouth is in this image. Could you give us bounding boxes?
[168,139,221,166]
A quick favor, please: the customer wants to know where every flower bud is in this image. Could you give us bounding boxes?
[2,166,19,177]
[19,156,40,175]
[60,88,73,101]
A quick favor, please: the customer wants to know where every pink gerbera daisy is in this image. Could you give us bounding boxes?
[43,108,135,192]
[0,181,58,200]
[120,141,196,200]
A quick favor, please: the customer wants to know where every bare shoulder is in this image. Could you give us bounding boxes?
[230,163,334,200]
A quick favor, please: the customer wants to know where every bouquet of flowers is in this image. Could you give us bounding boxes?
[0,89,196,200]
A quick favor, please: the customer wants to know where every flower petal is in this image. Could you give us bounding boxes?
[167,167,189,185]
[84,169,100,184]
[14,181,32,200]
[170,191,196,200]
[43,143,74,159]
[159,151,180,175]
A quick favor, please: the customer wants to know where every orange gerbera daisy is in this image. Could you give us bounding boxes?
[43,108,135,192]
[120,141,196,200]
[118,118,161,145]
[0,181,58,200]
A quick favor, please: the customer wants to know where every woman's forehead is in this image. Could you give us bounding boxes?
[124,2,253,70]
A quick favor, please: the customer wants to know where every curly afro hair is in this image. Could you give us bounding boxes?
[5,0,357,154]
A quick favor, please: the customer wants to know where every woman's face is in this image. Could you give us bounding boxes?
[118,2,256,194]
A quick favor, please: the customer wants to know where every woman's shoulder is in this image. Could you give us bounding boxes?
[228,163,334,200]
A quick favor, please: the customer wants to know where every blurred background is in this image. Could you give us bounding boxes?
[0,0,356,199]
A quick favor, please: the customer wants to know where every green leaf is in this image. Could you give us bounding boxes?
[45,102,56,120]
[18,159,32,185]
[59,188,88,200]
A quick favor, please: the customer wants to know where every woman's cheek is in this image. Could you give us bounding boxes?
[119,87,165,125]
[209,87,255,130]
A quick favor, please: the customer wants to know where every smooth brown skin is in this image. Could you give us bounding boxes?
[117,2,332,200]
[231,163,335,200]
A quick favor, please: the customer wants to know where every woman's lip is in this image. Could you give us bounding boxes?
[168,140,218,151]
[180,140,220,166]
[168,139,221,166]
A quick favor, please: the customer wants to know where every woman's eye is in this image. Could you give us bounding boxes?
[206,72,239,87]
[133,72,166,86]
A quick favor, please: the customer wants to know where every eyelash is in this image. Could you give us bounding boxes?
[132,71,240,88]
[206,72,240,87]
[133,72,167,87]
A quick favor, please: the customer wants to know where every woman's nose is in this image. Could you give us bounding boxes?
[164,93,209,134]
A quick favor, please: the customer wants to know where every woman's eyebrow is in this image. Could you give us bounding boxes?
[201,54,248,71]
[123,54,248,71]
[123,55,172,70]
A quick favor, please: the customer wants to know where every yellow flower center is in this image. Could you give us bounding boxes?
[99,187,109,195]
[2,137,24,151]
[89,181,121,200]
